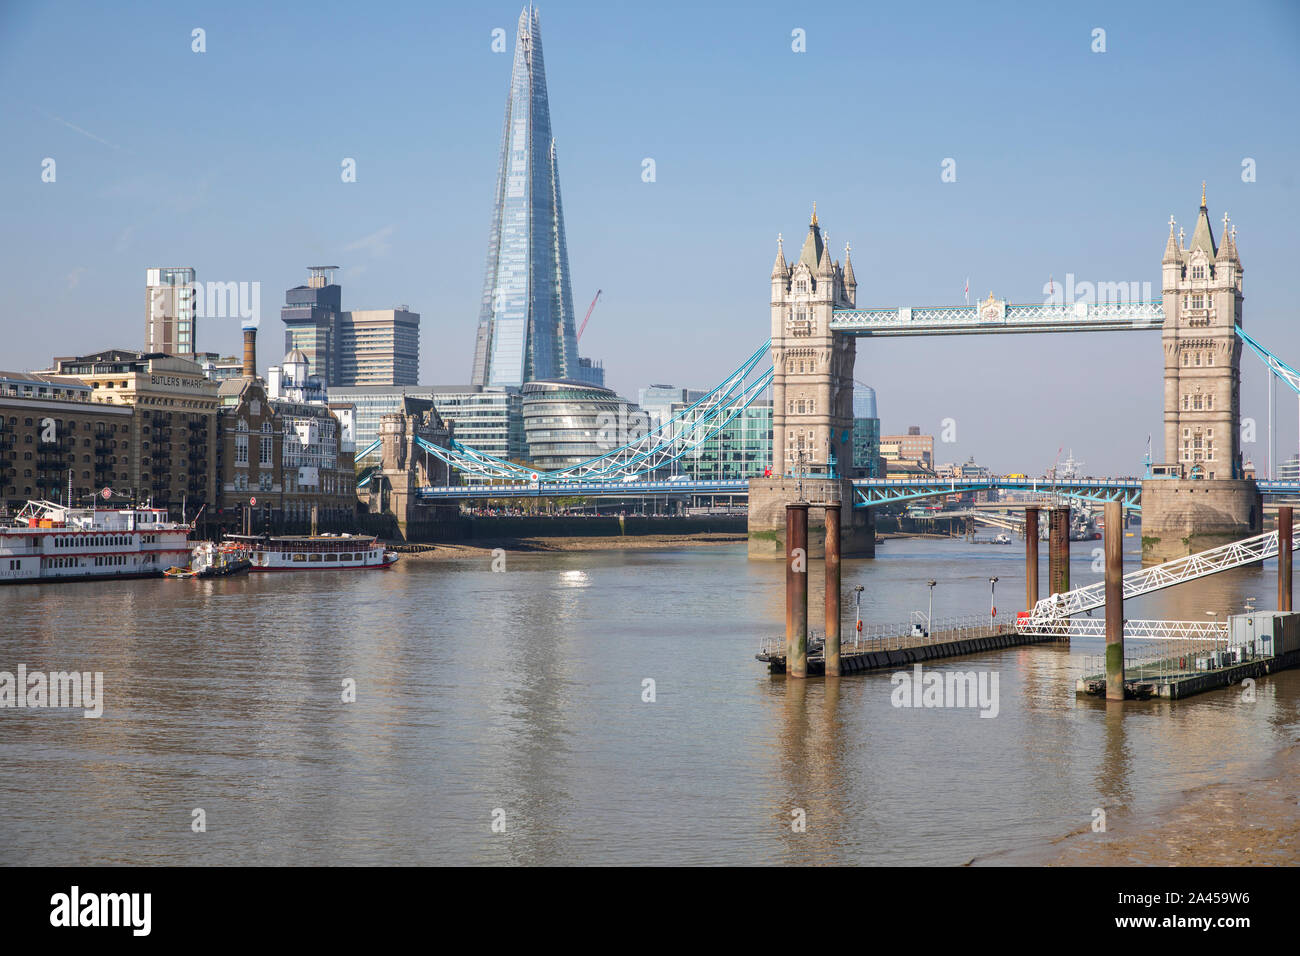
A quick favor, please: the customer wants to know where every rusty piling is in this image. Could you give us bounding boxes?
[786,502,809,679]
[824,503,841,677]
[1280,506,1293,613]
[1025,507,1039,611]
[1048,506,1070,596]
[1104,500,1125,701]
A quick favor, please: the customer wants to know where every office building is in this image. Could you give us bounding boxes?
[852,386,882,478]
[45,350,221,514]
[0,372,134,512]
[145,267,198,355]
[882,425,934,468]
[521,380,639,472]
[329,385,525,474]
[336,308,420,386]
[470,7,593,389]
[216,326,354,531]
[667,400,772,481]
[281,266,342,385]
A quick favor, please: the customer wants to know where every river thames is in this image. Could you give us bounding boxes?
[2,536,1298,865]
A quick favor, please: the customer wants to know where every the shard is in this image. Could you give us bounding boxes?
[470,5,580,389]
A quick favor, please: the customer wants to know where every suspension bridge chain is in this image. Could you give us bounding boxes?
[414,340,775,483]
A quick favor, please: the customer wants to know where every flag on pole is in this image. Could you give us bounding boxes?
[963,277,969,305]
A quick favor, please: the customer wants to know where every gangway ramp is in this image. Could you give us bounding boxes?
[1027,522,1300,622]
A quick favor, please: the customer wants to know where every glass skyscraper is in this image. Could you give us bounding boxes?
[470,6,582,390]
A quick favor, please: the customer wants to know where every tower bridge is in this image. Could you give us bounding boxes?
[387,187,1300,564]
[750,189,1261,562]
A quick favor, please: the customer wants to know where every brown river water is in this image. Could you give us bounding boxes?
[2,536,1297,865]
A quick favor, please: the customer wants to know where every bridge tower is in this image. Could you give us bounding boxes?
[1160,183,1245,476]
[365,397,458,540]
[1144,186,1260,562]
[749,205,872,558]
[769,203,857,476]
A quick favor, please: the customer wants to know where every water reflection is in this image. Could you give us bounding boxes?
[1,538,1298,865]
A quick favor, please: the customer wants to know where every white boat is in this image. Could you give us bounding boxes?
[225,533,399,571]
[0,499,191,584]
[165,541,252,578]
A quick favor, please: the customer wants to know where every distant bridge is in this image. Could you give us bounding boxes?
[411,476,1300,506]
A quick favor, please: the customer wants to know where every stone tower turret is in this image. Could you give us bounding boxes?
[1160,184,1245,478]
[769,204,857,477]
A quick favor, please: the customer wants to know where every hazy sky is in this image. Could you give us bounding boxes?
[2,0,1299,474]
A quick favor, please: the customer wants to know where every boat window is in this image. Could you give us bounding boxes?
[292,553,307,562]
[338,553,352,561]
[309,554,322,562]
[324,554,337,561]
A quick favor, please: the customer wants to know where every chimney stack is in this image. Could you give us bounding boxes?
[242,326,257,377]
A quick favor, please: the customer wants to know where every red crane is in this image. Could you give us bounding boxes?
[577,289,602,341]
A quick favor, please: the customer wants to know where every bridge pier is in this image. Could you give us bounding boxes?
[785,503,809,679]
[1139,478,1262,565]
[1104,500,1125,701]
[1048,506,1070,595]
[824,503,841,677]
[747,476,873,559]
[1280,506,1293,612]
[1025,507,1039,611]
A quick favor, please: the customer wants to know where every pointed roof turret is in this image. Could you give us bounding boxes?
[1188,181,1217,258]
[797,202,825,272]
[818,240,834,276]
[771,233,788,279]
[843,242,856,286]
[1217,213,1238,262]
[1163,215,1182,263]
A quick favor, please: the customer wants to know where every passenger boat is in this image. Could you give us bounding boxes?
[225,533,399,571]
[0,499,191,584]
[165,541,252,578]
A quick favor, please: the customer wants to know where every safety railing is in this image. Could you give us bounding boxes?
[758,613,1004,657]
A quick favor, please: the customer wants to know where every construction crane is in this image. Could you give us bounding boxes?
[577,289,602,341]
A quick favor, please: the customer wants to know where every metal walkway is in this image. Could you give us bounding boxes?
[1026,522,1300,622]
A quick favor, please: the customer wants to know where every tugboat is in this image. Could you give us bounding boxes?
[165,541,252,578]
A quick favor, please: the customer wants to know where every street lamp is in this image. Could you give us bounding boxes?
[854,585,864,645]
[1206,610,1222,667]
[927,580,937,636]
[989,576,999,628]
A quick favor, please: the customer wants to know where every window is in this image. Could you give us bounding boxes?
[1192,265,1205,279]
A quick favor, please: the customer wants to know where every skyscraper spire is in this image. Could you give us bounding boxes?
[471,6,584,388]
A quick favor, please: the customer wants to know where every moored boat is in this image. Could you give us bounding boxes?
[166,541,252,578]
[0,499,191,584]
[224,532,398,571]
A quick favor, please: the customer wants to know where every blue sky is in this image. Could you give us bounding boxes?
[2,0,1298,474]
